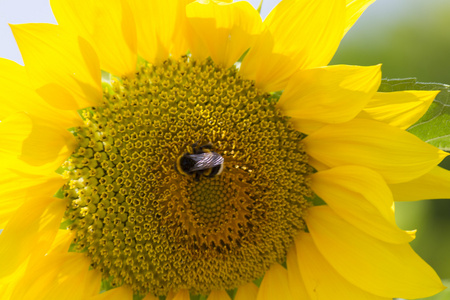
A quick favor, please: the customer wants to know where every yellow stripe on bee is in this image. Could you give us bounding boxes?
[203,168,212,176]
[176,155,190,176]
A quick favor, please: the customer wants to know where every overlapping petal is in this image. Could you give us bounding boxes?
[306,206,445,298]
[295,231,390,300]
[128,0,192,64]
[311,165,414,243]
[10,231,102,300]
[0,197,65,279]
[51,0,137,77]
[208,290,231,300]
[0,113,32,167]
[264,0,346,69]
[186,1,263,69]
[10,23,102,110]
[304,118,447,184]
[142,292,159,300]
[389,166,450,201]
[0,259,28,300]
[257,263,293,300]
[278,64,381,134]
[240,0,345,91]
[0,169,65,228]
[235,283,258,300]
[0,58,81,127]
[286,245,310,300]
[21,115,76,168]
[171,289,190,300]
[0,113,76,171]
[357,91,438,129]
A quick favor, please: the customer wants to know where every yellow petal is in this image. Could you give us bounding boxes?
[306,206,445,299]
[235,282,258,300]
[0,113,31,167]
[89,286,134,300]
[278,65,381,133]
[207,290,231,300]
[357,91,438,130]
[171,0,197,58]
[0,259,28,300]
[345,0,376,35]
[186,1,263,69]
[37,230,103,299]
[45,229,73,255]
[0,197,65,279]
[11,250,101,300]
[0,169,65,228]
[303,118,447,184]
[0,113,76,171]
[286,245,310,300]
[51,0,137,77]
[311,166,413,244]
[239,29,291,92]
[171,289,190,300]
[265,0,345,69]
[295,231,390,300]
[241,0,345,91]
[142,292,159,300]
[10,23,102,109]
[21,114,76,169]
[0,58,81,127]
[389,166,450,201]
[129,0,192,64]
[198,0,234,3]
[288,116,331,136]
[257,263,293,300]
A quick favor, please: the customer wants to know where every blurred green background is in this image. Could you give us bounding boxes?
[330,1,450,298]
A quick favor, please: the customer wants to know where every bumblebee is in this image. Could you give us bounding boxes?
[175,143,224,180]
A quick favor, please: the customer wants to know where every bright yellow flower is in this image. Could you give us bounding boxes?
[0,0,449,299]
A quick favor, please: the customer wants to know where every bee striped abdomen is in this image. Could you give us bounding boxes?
[175,144,224,180]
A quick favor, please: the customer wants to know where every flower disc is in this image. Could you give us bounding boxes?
[62,57,313,295]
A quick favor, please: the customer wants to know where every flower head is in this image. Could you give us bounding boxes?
[0,0,449,299]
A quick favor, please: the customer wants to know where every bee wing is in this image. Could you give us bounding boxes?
[189,152,224,171]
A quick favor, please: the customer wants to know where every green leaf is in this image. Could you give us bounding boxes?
[379,78,450,151]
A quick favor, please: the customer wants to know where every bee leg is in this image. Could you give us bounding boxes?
[191,142,200,154]
[194,173,200,182]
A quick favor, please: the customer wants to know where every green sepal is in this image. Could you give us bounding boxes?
[100,277,115,294]
[101,70,111,83]
[102,81,114,95]
[257,0,263,14]
[59,219,73,230]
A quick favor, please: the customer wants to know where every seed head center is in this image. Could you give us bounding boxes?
[62,57,313,296]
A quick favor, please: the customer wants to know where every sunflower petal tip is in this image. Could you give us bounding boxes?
[373,63,382,71]
[406,229,417,240]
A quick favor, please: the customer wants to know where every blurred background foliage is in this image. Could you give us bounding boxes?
[329,0,450,296]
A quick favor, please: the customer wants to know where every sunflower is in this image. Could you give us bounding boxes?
[0,0,449,299]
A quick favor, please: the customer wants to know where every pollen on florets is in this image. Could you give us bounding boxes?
[61,56,313,296]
